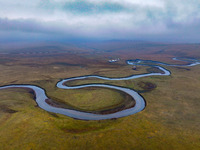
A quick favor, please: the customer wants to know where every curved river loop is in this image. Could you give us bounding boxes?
[0,57,199,120]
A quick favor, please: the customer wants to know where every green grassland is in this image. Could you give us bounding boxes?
[0,43,200,150]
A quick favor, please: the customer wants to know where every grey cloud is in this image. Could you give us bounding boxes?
[0,0,200,42]
[0,18,45,33]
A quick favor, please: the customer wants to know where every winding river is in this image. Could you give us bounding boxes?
[0,57,199,120]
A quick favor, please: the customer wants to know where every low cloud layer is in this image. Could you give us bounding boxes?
[0,0,200,42]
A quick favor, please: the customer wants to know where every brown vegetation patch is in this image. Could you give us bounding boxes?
[132,66,141,71]
[88,90,135,114]
[45,99,72,109]
[147,67,165,74]
[62,127,100,133]
[175,67,191,71]
[5,88,37,100]
[47,112,59,118]
[9,80,18,84]
[0,105,18,114]
[137,81,157,91]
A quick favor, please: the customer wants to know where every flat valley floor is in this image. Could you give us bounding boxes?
[0,41,200,150]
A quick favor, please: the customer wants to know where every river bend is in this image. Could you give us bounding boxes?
[0,57,199,120]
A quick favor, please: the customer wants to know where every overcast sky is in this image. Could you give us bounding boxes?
[0,0,200,43]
